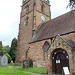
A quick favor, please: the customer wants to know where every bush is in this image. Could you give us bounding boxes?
[4,53,12,63]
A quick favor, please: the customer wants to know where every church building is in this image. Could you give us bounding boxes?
[15,0,75,75]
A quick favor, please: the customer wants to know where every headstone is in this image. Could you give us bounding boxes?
[23,60,28,69]
[1,55,8,67]
[0,56,1,66]
[29,59,33,67]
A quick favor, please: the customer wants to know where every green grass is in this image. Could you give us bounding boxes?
[23,67,46,74]
[0,65,46,75]
[0,66,32,75]
[8,63,15,66]
[10,66,46,74]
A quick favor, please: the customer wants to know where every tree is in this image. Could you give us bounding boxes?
[4,53,12,63]
[69,0,75,9]
[0,41,3,56]
[9,38,17,63]
[2,45,10,54]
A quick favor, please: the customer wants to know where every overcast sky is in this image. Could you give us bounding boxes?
[0,0,70,46]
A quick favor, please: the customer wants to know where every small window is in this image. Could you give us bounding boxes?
[44,42,50,52]
[43,41,50,60]
[26,5,29,14]
[25,16,29,26]
[41,4,44,12]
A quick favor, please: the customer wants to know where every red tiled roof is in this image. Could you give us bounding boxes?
[30,10,75,43]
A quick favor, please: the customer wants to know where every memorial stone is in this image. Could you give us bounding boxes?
[1,55,8,67]
[23,60,28,69]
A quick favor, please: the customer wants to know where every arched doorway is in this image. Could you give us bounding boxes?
[52,49,69,74]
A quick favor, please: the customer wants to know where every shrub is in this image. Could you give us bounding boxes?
[4,53,12,63]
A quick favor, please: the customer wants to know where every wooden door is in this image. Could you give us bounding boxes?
[55,53,69,74]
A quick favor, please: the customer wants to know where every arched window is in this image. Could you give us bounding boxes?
[44,41,50,52]
[43,41,50,60]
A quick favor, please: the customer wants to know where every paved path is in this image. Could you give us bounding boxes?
[23,71,41,75]
[23,71,62,75]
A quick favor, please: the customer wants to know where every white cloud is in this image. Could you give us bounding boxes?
[0,0,22,46]
[0,0,70,46]
[50,0,70,18]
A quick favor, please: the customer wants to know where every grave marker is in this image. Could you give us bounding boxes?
[1,55,8,67]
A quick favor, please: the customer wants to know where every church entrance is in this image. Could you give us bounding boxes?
[52,49,69,74]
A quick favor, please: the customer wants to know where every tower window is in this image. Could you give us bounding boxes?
[26,5,29,14]
[41,4,44,12]
[25,16,29,26]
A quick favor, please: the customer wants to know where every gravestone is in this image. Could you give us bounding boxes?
[1,55,8,67]
[23,60,29,69]
[0,56,1,66]
[29,59,33,67]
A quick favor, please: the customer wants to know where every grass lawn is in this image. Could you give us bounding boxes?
[0,64,46,75]
[23,67,46,74]
[0,66,32,75]
[8,63,15,66]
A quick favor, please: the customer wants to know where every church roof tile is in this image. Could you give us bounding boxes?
[30,10,75,43]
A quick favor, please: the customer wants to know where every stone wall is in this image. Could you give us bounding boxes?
[27,32,75,69]
[15,0,51,65]
[27,39,51,67]
[35,0,50,29]
[15,0,33,64]
[73,51,75,72]
[45,33,75,75]
[33,61,45,68]
[61,32,75,43]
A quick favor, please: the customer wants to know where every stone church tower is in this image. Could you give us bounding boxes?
[15,0,51,65]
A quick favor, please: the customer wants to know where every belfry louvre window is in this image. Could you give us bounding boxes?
[26,5,29,14]
[41,4,44,12]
